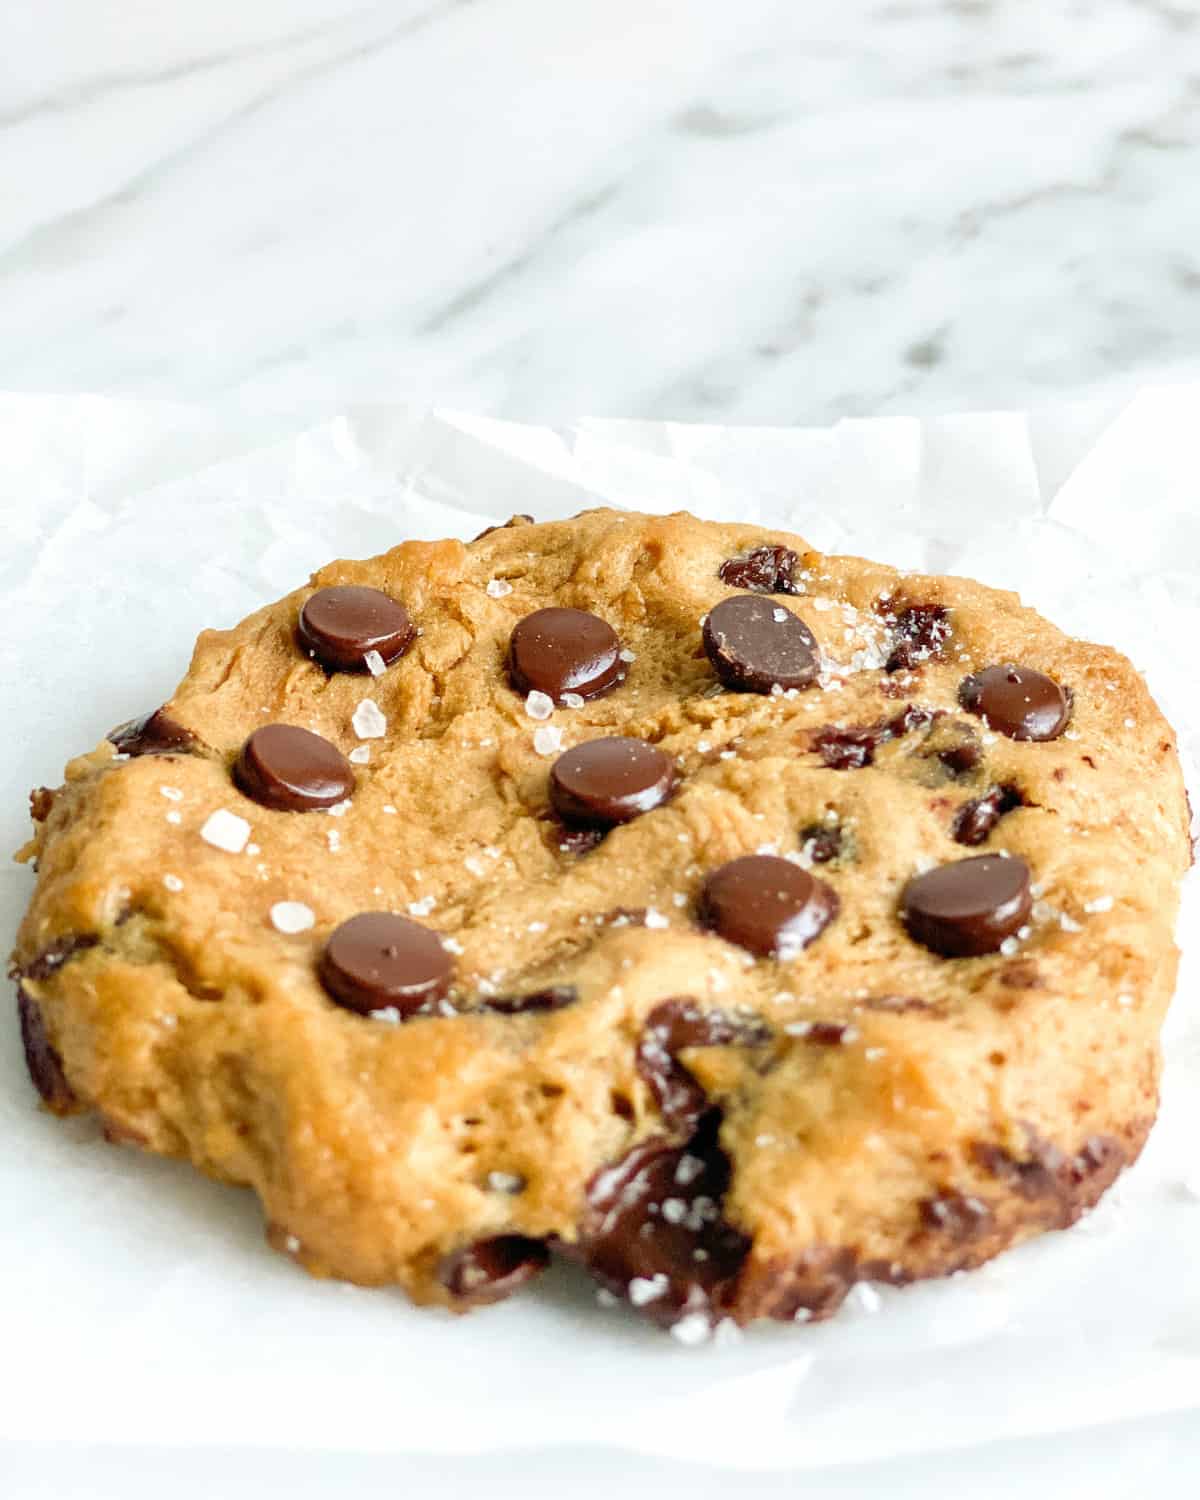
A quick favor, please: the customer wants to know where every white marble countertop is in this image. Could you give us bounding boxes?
[4,0,1200,425]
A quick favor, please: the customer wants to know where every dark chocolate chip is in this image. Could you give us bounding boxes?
[17,987,76,1111]
[508,607,625,703]
[29,787,56,822]
[702,595,819,694]
[549,737,675,828]
[699,855,838,958]
[812,704,933,770]
[901,854,1033,958]
[952,783,1025,846]
[717,545,802,595]
[555,822,606,856]
[959,665,1071,741]
[937,740,982,778]
[298,586,414,673]
[799,1021,856,1046]
[233,724,356,812]
[571,1117,749,1328]
[798,822,843,864]
[637,999,771,1134]
[108,708,196,758]
[18,934,99,983]
[919,1190,993,1239]
[886,604,951,672]
[439,1236,549,1305]
[483,985,578,1015]
[318,912,453,1016]
[472,513,534,541]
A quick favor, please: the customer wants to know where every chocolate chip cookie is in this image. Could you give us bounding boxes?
[11,510,1190,1341]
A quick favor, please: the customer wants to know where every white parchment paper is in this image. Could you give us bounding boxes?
[1,391,1198,1470]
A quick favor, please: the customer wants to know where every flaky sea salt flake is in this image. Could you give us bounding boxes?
[533,726,564,756]
[348,745,371,765]
[162,874,184,892]
[525,690,555,721]
[352,700,387,739]
[670,1313,712,1346]
[271,901,315,934]
[486,578,513,598]
[363,650,386,677]
[200,809,251,854]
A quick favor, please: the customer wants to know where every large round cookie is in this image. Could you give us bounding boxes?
[11,510,1190,1338]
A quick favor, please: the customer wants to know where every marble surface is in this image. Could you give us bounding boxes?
[3,0,1200,425]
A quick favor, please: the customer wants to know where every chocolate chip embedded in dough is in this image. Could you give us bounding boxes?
[702,595,819,694]
[901,854,1033,958]
[699,855,838,958]
[318,912,453,1016]
[234,724,356,812]
[298,586,414,673]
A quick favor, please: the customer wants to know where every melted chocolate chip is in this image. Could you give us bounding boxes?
[699,855,839,958]
[812,705,932,770]
[901,854,1033,958]
[29,787,55,823]
[886,604,951,673]
[19,934,99,983]
[798,822,844,864]
[959,665,1071,741]
[472,513,534,541]
[801,1021,856,1046]
[549,737,675,828]
[542,814,605,857]
[17,988,76,1111]
[717,544,802,595]
[108,708,196,758]
[233,724,356,812]
[318,912,453,1016]
[969,1128,1125,1223]
[702,595,819,694]
[919,1190,993,1239]
[571,1118,749,1328]
[952,783,1025,846]
[298,586,414,673]
[483,986,578,1015]
[439,1236,549,1305]
[508,608,625,703]
[637,999,771,1134]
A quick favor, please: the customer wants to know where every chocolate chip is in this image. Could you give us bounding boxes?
[233,725,356,812]
[717,544,802,595]
[29,787,56,822]
[18,934,99,983]
[800,1021,856,1046]
[472,513,534,541]
[699,855,838,958]
[798,822,844,864]
[959,665,1071,741]
[108,708,196,757]
[439,1236,549,1305]
[508,607,625,703]
[550,819,606,857]
[702,596,819,694]
[952,783,1025,846]
[17,988,76,1111]
[812,704,932,769]
[886,604,950,672]
[901,854,1033,958]
[637,999,771,1134]
[318,912,453,1016]
[570,1118,749,1328]
[919,1190,992,1239]
[298,586,414,673]
[549,737,675,828]
[483,986,578,1015]
[728,1243,859,1325]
